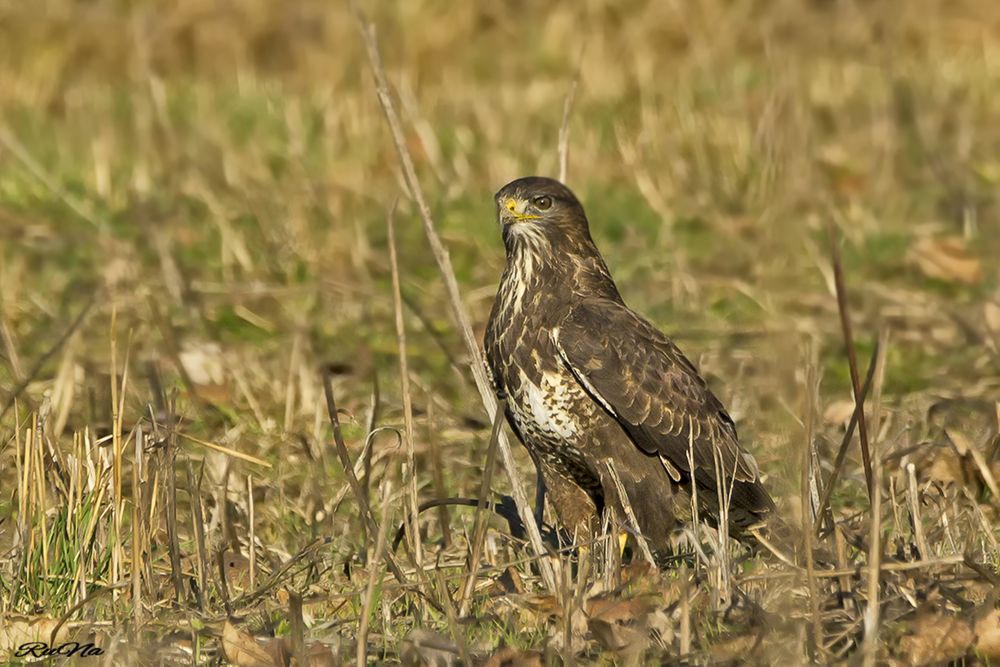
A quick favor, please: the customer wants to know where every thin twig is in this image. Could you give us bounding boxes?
[350,2,555,592]
[827,221,873,501]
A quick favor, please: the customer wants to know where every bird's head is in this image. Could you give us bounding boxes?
[494,177,591,249]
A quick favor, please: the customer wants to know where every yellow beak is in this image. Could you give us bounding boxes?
[500,197,540,222]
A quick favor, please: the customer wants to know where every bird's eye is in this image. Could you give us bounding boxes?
[532,195,552,211]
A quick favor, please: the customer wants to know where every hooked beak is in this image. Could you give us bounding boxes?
[498,197,540,225]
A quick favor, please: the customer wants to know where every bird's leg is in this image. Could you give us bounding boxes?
[537,464,599,546]
[533,471,546,528]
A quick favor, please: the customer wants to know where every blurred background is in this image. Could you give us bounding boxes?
[1,0,999,662]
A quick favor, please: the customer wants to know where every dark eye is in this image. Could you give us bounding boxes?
[532,195,552,211]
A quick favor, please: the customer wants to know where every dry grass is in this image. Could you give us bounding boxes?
[1,0,1000,664]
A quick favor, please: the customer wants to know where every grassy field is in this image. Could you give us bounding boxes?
[1,0,999,663]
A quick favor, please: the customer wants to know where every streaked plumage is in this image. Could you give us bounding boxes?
[484,176,776,555]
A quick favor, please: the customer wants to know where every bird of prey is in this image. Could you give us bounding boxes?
[484,176,777,556]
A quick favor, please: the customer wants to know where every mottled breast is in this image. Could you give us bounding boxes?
[508,367,592,445]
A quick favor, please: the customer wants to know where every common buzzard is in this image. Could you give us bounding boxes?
[484,176,777,557]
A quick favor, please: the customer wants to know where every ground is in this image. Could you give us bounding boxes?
[1,0,999,664]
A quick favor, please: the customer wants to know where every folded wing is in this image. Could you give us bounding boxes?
[552,297,774,516]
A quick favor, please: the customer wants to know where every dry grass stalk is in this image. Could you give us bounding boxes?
[322,370,409,586]
[557,46,584,184]
[186,459,208,611]
[827,222,874,501]
[458,398,507,617]
[434,569,474,666]
[131,425,143,626]
[680,564,691,656]
[358,480,393,667]
[161,406,184,603]
[424,398,452,546]
[288,592,307,667]
[862,328,889,666]
[907,463,930,559]
[686,422,701,570]
[0,290,96,421]
[800,347,822,656]
[110,313,130,602]
[387,202,424,572]
[247,474,256,592]
[814,340,880,539]
[174,431,271,468]
[710,441,736,607]
[349,1,556,591]
[0,123,101,228]
[602,459,655,565]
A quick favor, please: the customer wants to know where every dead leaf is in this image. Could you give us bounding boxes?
[222,621,286,667]
[907,236,983,285]
[586,595,658,624]
[222,551,252,593]
[509,594,563,624]
[900,612,974,665]
[585,595,660,657]
[924,445,966,487]
[483,646,543,667]
[290,642,340,667]
[976,608,1000,661]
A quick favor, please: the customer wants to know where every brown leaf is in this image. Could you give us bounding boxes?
[907,236,983,285]
[222,551,252,593]
[222,621,285,667]
[483,647,543,667]
[975,608,1000,661]
[511,594,563,623]
[900,612,974,665]
[289,641,340,667]
[585,595,659,657]
[585,595,657,624]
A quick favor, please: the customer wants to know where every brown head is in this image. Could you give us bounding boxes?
[494,177,597,255]
[494,176,618,299]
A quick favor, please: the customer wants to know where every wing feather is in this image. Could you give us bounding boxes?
[552,297,769,507]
